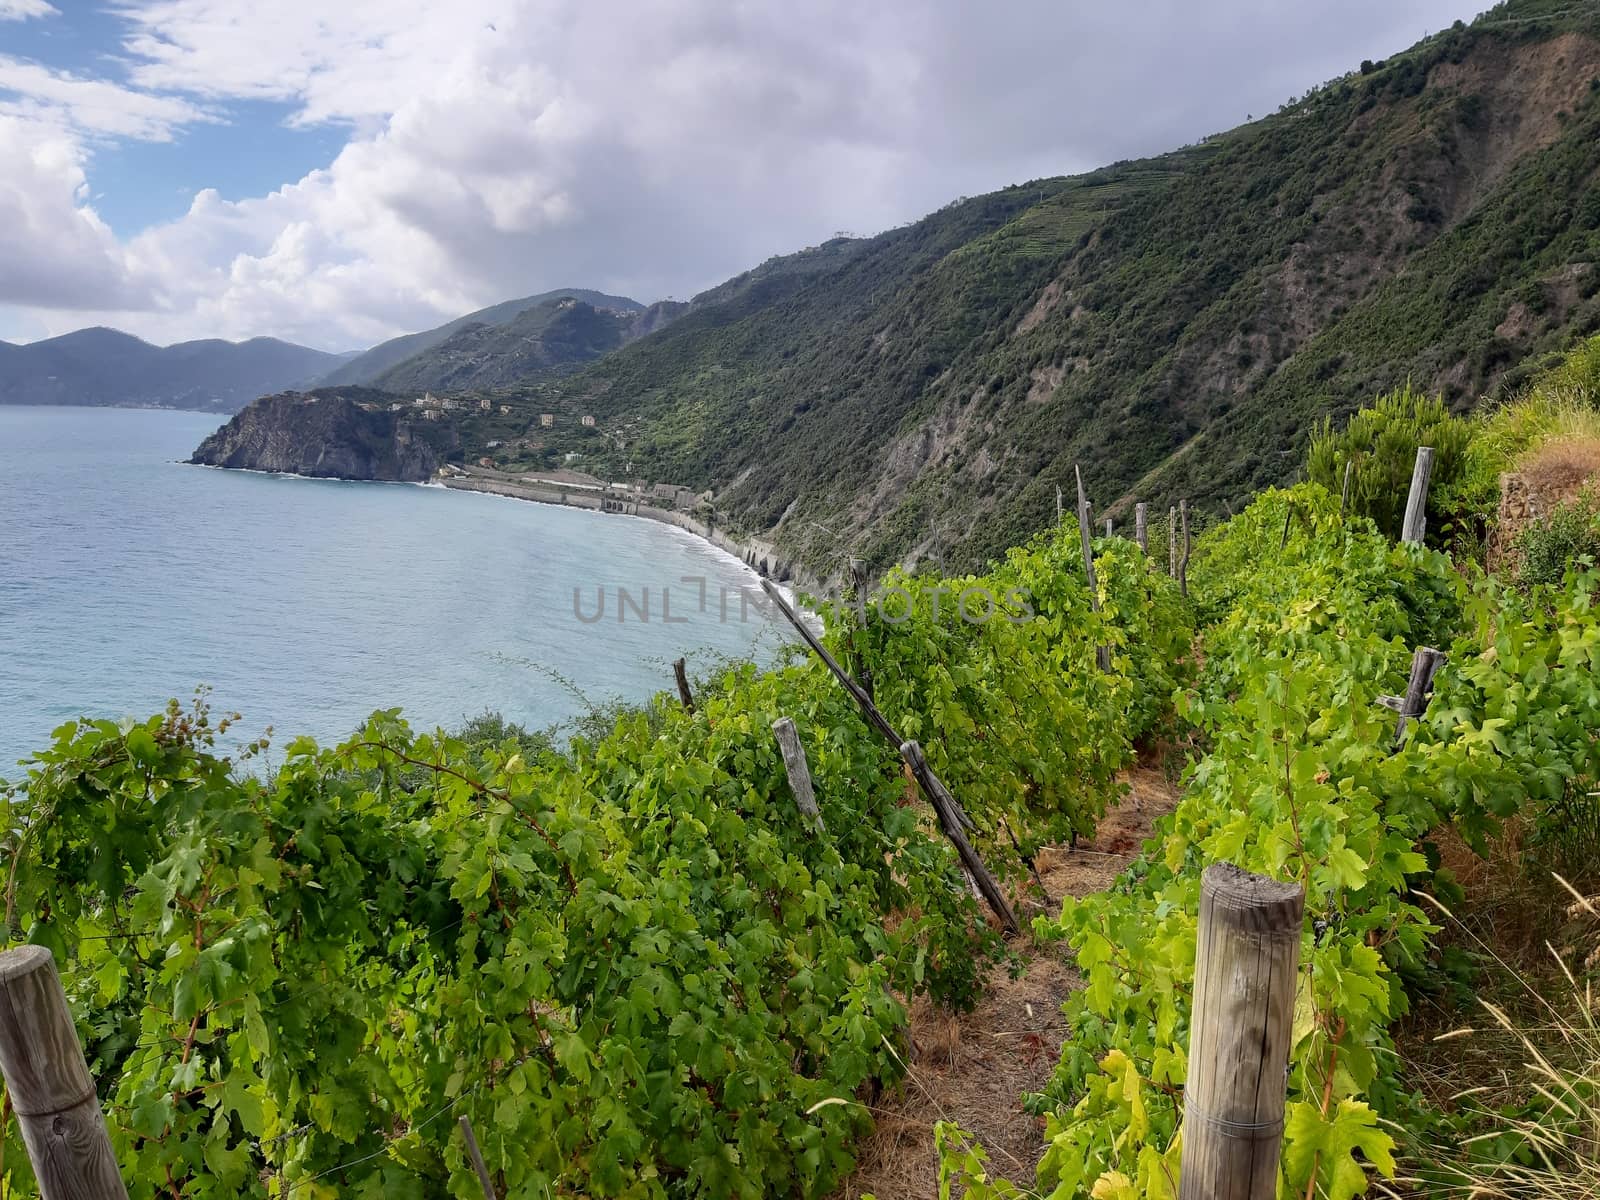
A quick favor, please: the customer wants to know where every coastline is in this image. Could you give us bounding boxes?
[434,470,827,596]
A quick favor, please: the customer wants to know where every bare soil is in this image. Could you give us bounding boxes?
[830,761,1180,1199]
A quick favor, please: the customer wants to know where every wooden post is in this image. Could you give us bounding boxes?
[772,718,825,833]
[901,741,1017,933]
[1401,446,1435,545]
[1340,458,1354,514]
[1179,865,1303,1200]
[1056,484,1064,526]
[1075,466,1112,673]
[1178,500,1191,598]
[1379,646,1447,746]
[1135,502,1148,555]
[672,657,695,713]
[1279,504,1294,552]
[0,946,128,1200]
[757,579,1018,933]
[458,1115,498,1200]
[1168,506,1179,578]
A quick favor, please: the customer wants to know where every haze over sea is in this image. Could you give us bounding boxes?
[0,407,793,774]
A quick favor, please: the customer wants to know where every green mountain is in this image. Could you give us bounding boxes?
[489,0,1600,579]
[370,296,686,395]
[0,327,346,412]
[320,288,646,387]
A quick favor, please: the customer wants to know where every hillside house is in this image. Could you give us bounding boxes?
[540,414,555,428]
[581,415,596,427]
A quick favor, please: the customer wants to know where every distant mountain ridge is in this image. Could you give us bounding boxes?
[0,328,347,413]
[319,288,648,388]
[368,296,688,394]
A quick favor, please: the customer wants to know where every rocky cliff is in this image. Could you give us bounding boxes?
[190,390,447,481]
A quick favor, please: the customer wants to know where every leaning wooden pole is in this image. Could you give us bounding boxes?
[1135,502,1148,555]
[672,657,696,713]
[772,717,825,834]
[1075,466,1112,673]
[1340,458,1354,515]
[1400,446,1435,545]
[458,1115,498,1200]
[757,579,1017,932]
[1178,865,1304,1200]
[0,946,129,1200]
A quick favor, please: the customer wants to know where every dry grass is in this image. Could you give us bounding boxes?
[829,762,1179,1199]
[1404,878,1600,1199]
[1516,435,1600,499]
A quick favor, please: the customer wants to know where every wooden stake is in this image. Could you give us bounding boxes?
[1168,506,1179,578]
[1103,517,1114,537]
[757,579,1018,933]
[1178,865,1303,1200]
[0,946,128,1200]
[772,718,825,833]
[1075,466,1112,673]
[1401,446,1435,545]
[1056,484,1064,525]
[1135,502,1148,555]
[1178,500,1191,598]
[672,657,695,713]
[901,741,1017,932]
[458,1115,497,1200]
[1279,504,1294,552]
[1340,458,1354,514]
[1386,646,1447,746]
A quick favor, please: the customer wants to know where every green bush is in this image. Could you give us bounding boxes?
[1306,383,1478,542]
[1517,486,1600,587]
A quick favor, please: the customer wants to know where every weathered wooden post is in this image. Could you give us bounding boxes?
[1135,502,1148,555]
[1378,646,1447,746]
[1178,500,1192,598]
[1340,458,1354,514]
[1075,466,1112,673]
[0,946,128,1200]
[1056,484,1064,526]
[1168,506,1179,578]
[1179,865,1304,1200]
[900,740,1017,932]
[1103,517,1113,537]
[458,1115,498,1200]
[1279,504,1294,552]
[772,718,825,833]
[1401,446,1435,545]
[672,657,695,713]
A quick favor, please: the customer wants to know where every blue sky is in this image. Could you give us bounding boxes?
[0,0,1489,351]
[1,2,340,232]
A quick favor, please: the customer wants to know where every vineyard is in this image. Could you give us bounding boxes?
[3,366,1600,1197]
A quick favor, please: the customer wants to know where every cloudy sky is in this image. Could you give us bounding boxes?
[1,0,1484,351]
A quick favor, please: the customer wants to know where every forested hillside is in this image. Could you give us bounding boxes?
[494,0,1600,578]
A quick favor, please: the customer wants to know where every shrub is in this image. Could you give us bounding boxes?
[1516,485,1600,587]
[1306,383,1477,541]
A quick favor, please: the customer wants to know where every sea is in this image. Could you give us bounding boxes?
[0,406,795,775]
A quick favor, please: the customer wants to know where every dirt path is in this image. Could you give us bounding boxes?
[831,762,1179,1199]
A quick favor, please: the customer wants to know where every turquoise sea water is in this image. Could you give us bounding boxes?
[0,406,793,773]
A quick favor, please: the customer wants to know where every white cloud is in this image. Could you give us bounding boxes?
[0,0,56,20]
[4,0,1486,350]
[0,56,211,140]
[0,116,150,310]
